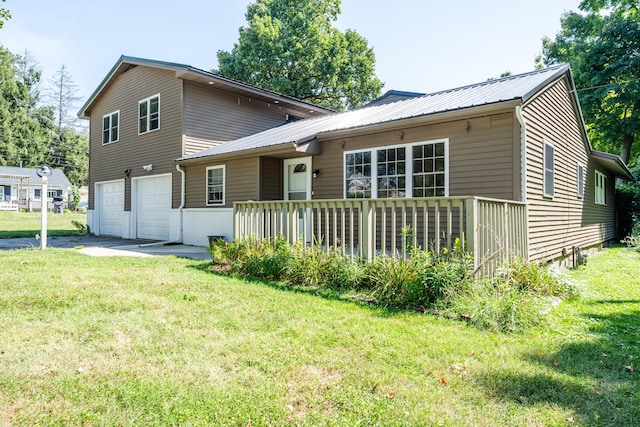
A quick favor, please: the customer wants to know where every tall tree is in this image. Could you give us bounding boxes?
[0,0,10,29]
[216,0,383,111]
[0,45,49,168]
[48,64,82,133]
[542,0,640,164]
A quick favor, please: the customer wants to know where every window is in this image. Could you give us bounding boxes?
[102,111,119,144]
[543,141,555,197]
[34,189,41,199]
[577,163,584,198]
[47,189,63,199]
[0,186,6,202]
[206,166,225,205]
[595,170,607,205]
[139,94,160,134]
[345,139,448,199]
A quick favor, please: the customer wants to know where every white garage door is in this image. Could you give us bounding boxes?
[97,181,124,237]
[135,175,171,240]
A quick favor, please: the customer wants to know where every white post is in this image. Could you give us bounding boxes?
[41,176,48,250]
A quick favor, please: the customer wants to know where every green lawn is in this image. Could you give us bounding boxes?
[0,211,87,238]
[0,246,638,426]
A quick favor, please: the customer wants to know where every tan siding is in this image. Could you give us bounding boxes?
[185,158,260,208]
[312,112,518,201]
[183,81,288,154]
[88,66,183,209]
[523,77,612,261]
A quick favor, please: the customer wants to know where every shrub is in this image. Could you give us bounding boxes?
[366,247,473,309]
[209,235,293,280]
[447,279,545,332]
[446,258,578,332]
[497,258,578,299]
[616,161,640,238]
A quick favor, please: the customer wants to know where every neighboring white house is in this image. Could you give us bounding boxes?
[0,166,72,211]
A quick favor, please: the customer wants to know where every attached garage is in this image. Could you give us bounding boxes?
[96,180,124,237]
[133,174,171,241]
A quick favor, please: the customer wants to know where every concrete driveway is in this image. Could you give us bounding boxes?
[0,235,212,261]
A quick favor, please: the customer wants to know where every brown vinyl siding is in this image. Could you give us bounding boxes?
[312,112,518,201]
[184,158,260,208]
[523,76,613,261]
[183,81,288,155]
[88,66,183,209]
[260,157,283,200]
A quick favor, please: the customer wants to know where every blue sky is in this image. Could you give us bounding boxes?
[2,0,582,112]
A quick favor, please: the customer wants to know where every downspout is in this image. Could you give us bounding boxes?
[515,106,527,203]
[515,105,530,261]
[175,163,185,242]
[138,165,186,247]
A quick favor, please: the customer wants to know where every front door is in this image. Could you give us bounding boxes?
[284,157,312,240]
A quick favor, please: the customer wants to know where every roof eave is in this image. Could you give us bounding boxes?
[591,150,634,180]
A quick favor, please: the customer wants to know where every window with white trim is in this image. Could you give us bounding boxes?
[102,111,119,144]
[577,163,584,198]
[47,189,63,199]
[206,165,225,206]
[543,141,555,197]
[595,170,606,205]
[138,94,160,134]
[344,139,448,199]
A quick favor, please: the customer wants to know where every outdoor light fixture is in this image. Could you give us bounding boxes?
[313,169,320,178]
[124,168,131,177]
[142,164,153,172]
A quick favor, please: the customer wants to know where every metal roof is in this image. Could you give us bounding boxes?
[0,166,72,188]
[78,56,334,120]
[180,64,569,162]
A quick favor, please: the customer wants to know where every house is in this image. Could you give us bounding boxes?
[172,63,632,271]
[78,56,332,241]
[0,166,72,211]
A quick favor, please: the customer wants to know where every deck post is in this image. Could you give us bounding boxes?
[465,197,478,272]
[361,200,373,261]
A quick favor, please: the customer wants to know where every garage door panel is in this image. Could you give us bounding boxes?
[98,181,123,237]
[136,175,171,240]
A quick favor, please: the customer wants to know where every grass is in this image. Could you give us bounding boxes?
[0,246,638,426]
[0,211,87,238]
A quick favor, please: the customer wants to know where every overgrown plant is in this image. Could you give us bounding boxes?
[446,258,579,332]
[209,236,573,332]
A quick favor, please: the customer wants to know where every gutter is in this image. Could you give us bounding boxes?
[515,106,528,203]
[138,165,186,248]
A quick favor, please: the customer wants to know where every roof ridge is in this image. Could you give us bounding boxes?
[419,64,568,99]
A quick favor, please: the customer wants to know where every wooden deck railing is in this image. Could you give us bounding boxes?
[233,197,528,275]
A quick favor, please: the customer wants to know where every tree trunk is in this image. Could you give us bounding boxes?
[621,132,633,165]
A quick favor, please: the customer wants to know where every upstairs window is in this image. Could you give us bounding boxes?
[139,94,160,134]
[576,163,584,198]
[345,139,448,199]
[543,141,555,198]
[102,111,119,144]
[206,166,225,206]
[595,170,607,205]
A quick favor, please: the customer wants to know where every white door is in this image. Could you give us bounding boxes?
[97,181,124,236]
[135,175,171,240]
[284,157,312,240]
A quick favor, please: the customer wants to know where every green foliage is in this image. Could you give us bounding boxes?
[621,234,640,251]
[616,161,640,237]
[366,248,473,309]
[211,237,576,332]
[0,0,10,29]
[0,45,88,186]
[542,1,640,164]
[216,0,383,111]
[448,259,579,332]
